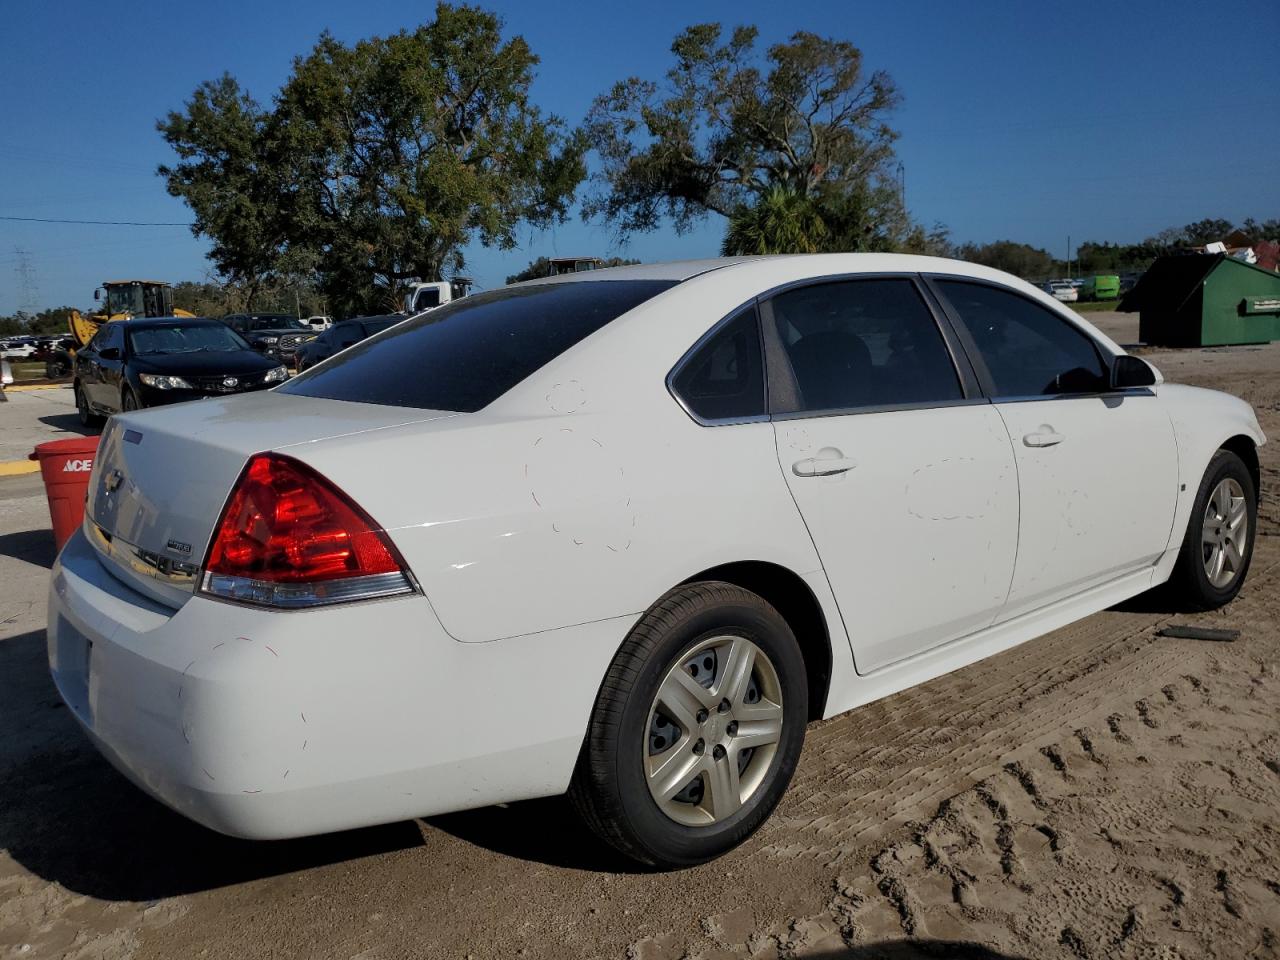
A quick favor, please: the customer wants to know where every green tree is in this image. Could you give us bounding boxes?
[956,240,1056,280]
[585,23,904,244]
[158,76,288,308]
[721,185,829,255]
[0,306,81,337]
[159,4,586,317]
[1179,218,1236,246]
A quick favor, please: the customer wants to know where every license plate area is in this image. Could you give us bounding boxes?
[52,615,93,724]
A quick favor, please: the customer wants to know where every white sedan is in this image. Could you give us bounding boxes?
[48,255,1263,867]
[1046,281,1079,302]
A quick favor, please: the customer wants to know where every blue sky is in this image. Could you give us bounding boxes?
[1,0,1276,313]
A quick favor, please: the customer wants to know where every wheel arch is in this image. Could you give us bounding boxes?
[1220,433,1260,497]
[679,560,833,721]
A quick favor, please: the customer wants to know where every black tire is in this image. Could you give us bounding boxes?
[74,383,104,428]
[569,582,808,867]
[121,388,139,412]
[1169,449,1257,609]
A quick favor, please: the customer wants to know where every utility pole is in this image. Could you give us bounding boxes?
[1066,235,1072,281]
[13,247,38,321]
[896,161,906,210]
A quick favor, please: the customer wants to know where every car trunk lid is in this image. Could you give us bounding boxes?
[85,390,457,608]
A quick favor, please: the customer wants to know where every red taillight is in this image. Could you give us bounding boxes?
[201,453,413,607]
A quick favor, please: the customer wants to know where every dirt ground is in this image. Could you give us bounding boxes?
[2,313,1278,960]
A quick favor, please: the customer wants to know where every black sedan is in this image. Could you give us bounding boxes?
[294,315,404,371]
[220,313,315,364]
[74,318,288,425]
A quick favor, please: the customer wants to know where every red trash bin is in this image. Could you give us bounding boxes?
[29,435,101,551]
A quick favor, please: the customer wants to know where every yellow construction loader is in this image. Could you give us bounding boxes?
[67,280,195,348]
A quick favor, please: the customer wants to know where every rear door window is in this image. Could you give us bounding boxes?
[765,278,963,414]
[670,307,765,422]
[280,281,676,412]
[934,280,1108,397]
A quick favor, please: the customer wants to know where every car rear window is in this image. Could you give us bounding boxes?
[278,280,676,412]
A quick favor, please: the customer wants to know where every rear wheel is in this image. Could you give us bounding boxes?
[569,582,807,867]
[1170,449,1256,608]
[75,383,104,427]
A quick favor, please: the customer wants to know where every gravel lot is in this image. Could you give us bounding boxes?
[2,314,1278,959]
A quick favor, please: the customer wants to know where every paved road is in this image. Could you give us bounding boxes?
[0,386,93,466]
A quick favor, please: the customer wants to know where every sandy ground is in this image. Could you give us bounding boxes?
[1,313,1278,959]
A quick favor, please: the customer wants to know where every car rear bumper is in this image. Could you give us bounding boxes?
[48,526,625,839]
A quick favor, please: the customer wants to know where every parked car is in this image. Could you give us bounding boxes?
[31,336,77,378]
[1,336,38,359]
[1046,281,1078,302]
[50,255,1263,867]
[72,317,288,424]
[219,313,315,365]
[304,315,334,332]
[294,315,404,371]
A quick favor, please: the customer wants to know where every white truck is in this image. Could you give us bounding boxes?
[403,278,473,315]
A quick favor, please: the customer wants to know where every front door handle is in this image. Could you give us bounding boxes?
[1023,426,1065,448]
[793,454,858,477]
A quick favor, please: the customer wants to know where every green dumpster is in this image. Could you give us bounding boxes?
[1123,254,1280,346]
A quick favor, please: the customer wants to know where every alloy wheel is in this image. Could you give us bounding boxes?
[1202,477,1248,589]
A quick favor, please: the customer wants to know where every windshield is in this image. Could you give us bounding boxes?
[106,285,146,317]
[246,316,305,331]
[281,280,676,412]
[128,324,250,355]
[412,288,443,311]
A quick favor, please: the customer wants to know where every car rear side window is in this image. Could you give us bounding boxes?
[765,279,962,415]
[934,280,1108,397]
[670,307,766,422]
[279,280,676,412]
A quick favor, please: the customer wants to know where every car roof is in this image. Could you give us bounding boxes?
[513,257,769,286]
[509,253,1068,288]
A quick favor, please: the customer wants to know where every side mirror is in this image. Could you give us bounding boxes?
[98,347,121,361]
[1111,354,1156,389]
[93,288,102,302]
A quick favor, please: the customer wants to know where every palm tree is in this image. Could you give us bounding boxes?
[721,186,829,256]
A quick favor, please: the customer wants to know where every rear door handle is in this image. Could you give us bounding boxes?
[792,456,858,477]
[1023,427,1064,448]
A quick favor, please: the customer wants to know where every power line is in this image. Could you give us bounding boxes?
[0,215,193,227]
